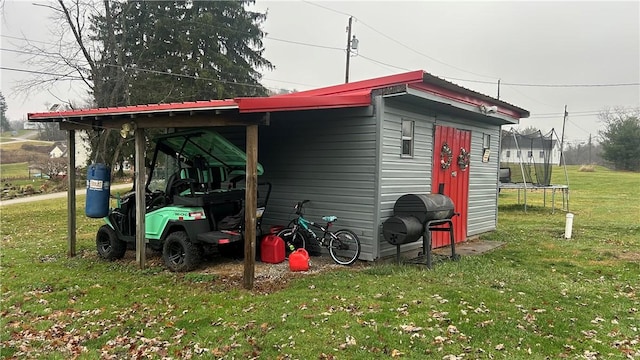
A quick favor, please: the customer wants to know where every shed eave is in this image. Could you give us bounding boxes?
[235,94,372,113]
[404,87,521,125]
[419,73,530,118]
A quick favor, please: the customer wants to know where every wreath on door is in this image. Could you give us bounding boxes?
[458,148,470,171]
[440,143,453,169]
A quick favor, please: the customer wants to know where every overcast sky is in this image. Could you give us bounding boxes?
[2,0,639,144]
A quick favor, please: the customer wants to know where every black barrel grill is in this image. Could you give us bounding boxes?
[382,194,459,267]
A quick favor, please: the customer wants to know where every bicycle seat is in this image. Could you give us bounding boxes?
[322,216,338,223]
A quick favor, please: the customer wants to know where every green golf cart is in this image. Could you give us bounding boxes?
[95,129,269,271]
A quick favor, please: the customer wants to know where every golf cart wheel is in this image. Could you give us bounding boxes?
[162,231,202,272]
[96,225,127,260]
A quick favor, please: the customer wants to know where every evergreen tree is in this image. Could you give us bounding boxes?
[599,109,640,171]
[22,1,272,168]
[92,0,272,105]
[85,0,273,169]
[0,92,12,132]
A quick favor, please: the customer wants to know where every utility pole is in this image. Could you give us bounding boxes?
[559,105,567,167]
[345,16,353,83]
[588,133,592,164]
[497,79,501,100]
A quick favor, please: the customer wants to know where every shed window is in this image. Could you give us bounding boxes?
[506,150,511,158]
[539,150,545,158]
[483,133,491,149]
[527,150,533,158]
[401,120,414,157]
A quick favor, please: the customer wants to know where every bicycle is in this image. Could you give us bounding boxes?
[276,200,361,266]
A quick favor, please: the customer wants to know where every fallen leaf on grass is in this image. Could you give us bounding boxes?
[400,324,422,333]
[476,319,494,328]
[390,348,404,357]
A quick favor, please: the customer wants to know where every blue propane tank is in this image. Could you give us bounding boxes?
[85,163,111,218]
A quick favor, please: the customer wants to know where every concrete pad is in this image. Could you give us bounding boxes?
[432,240,505,256]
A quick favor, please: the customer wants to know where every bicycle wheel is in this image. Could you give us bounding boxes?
[276,228,305,256]
[329,229,361,265]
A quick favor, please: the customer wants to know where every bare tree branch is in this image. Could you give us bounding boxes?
[56,0,97,75]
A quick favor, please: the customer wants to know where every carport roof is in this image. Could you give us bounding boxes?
[27,70,529,121]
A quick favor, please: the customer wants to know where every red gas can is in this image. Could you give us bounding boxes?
[261,234,285,264]
[289,248,310,272]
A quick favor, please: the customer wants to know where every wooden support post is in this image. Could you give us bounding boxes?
[134,128,146,269]
[67,129,77,257]
[243,125,258,290]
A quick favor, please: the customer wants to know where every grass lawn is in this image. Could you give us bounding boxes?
[0,131,25,143]
[0,162,30,180]
[0,166,638,359]
[0,139,52,148]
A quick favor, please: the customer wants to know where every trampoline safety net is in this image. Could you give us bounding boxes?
[500,129,556,186]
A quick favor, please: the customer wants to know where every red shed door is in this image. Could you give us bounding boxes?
[431,125,471,247]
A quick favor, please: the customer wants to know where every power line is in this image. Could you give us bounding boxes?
[302,1,498,80]
[528,106,640,119]
[566,118,596,136]
[265,36,343,51]
[504,81,640,88]
[4,33,639,89]
[0,66,84,80]
[300,0,352,17]
[444,75,640,88]
[529,113,603,119]
[358,54,412,72]
[0,34,55,45]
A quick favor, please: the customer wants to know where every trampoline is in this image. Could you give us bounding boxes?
[499,128,570,213]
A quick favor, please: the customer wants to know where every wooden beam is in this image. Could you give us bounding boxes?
[243,125,258,290]
[134,128,146,269]
[67,130,77,257]
[58,113,267,131]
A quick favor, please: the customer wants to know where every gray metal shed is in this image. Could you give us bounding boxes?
[27,70,529,283]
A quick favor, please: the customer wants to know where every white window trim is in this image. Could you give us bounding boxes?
[401,119,414,158]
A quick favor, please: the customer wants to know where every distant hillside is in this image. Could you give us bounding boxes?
[0,140,54,165]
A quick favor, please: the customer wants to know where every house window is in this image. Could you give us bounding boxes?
[482,133,491,162]
[506,150,511,157]
[483,134,491,149]
[527,150,533,158]
[401,120,414,157]
[539,150,545,158]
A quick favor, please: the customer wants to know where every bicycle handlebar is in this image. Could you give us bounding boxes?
[295,199,310,215]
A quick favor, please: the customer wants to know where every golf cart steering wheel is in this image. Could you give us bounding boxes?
[171,178,197,196]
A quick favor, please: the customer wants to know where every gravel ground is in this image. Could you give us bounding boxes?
[113,248,369,294]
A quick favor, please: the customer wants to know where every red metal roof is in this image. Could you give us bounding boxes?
[275,70,424,97]
[28,99,238,120]
[27,70,529,121]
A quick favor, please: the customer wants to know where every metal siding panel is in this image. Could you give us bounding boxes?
[256,115,378,261]
[378,101,435,259]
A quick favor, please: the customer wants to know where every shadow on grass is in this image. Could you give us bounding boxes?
[498,204,552,213]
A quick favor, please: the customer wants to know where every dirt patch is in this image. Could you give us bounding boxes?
[113,249,369,294]
[615,251,640,261]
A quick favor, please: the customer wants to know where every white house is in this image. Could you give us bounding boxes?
[47,132,91,168]
[49,143,67,158]
[500,129,561,166]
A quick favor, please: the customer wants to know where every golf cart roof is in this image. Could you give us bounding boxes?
[154,129,264,175]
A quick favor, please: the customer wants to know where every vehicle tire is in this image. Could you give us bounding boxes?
[162,231,202,272]
[329,229,361,265]
[96,225,127,260]
[276,228,305,256]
